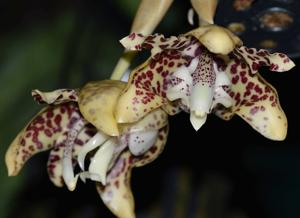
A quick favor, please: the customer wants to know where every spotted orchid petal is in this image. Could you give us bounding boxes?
[116,34,201,123]
[47,125,96,187]
[32,89,78,104]
[120,33,191,58]
[5,102,88,178]
[215,53,293,140]
[78,80,126,136]
[96,126,169,218]
[234,46,295,74]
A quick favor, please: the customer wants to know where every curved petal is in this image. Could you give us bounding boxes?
[234,46,295,74]
[5,103,83,176]
[186,25,242,55]
[96,126,168,218]
[78,80,126,136]
[32,89,78,104]
[87,138,119,185]
[120,33,191,58]
[215,59,288,140]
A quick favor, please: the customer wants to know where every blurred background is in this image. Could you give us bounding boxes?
[1,0,300,217]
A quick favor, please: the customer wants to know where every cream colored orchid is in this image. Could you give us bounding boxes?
[115,26,294,140]
[5,80,168,218]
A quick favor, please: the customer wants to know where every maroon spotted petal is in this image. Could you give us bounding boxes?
[5,103,86,176]
[233,46,295,74]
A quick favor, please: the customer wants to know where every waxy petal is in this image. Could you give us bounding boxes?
[88,139,119,185]
[190,112,207,130]
[77,131,109,171]
[32,89,78,104]
[5,103,83,176]
[234,46,295,74]
[78,80,126,136]
[96,126,168,218]
[186,25,242,55]
[216,59,288,140]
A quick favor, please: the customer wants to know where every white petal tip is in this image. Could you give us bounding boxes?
[65,175,79,192]
[190,112,207,131]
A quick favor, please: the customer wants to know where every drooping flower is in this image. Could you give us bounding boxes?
[115,25,294,140]
[5,80,168,218]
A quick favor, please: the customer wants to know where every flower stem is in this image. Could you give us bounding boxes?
[191,0,218,26]
[110,51,136,80]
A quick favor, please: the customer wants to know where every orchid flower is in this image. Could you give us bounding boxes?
[115,25,294,140]
[5,80,168,218]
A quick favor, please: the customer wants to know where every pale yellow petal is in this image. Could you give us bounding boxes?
[78,80,126,136]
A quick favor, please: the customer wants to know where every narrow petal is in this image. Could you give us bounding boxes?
[78,80,126,136]
[62,117,87,191]
[32,89,78,104]
[234,46,295,73]
[96,126,168,218]
[5,103,82,176]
